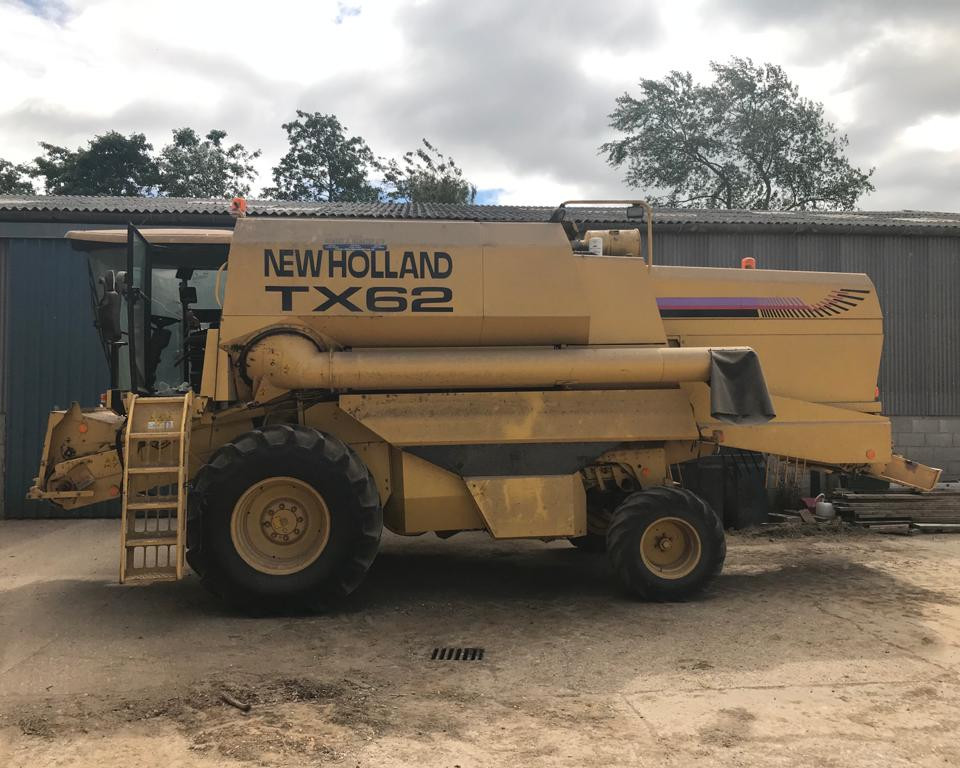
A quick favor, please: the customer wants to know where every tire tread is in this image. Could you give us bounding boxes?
[607,486,725,601]
[187,424,382,612]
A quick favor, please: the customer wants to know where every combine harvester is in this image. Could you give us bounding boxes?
[28,200,939,611]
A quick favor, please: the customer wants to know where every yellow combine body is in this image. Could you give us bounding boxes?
[27,201,940,610]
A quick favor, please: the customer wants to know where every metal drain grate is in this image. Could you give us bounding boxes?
[431,647,484,661]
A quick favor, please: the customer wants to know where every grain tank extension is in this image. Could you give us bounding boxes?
[28,201,940,611]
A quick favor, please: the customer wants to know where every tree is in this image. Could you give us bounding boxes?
[262,111,380,202]
[158,128,260,198]
[32,131,160,195]
[380,139,476,204]
[0,158,34,194]
[602,58,874,210]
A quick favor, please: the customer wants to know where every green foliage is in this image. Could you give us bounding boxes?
[602,58,875,210]
[0,158,34,194]
[380,139,476,204]
[263,111,380,202]
[158,128,260,198]
[32,131,160,195]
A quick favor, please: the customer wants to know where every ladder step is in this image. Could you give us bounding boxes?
[126,466,180,474]
[128,431,183,440]
[127,499,179,510]
[125,535,179,547]
[124,568,179,582]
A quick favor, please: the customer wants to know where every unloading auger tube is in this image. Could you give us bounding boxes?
[243,332,751,392]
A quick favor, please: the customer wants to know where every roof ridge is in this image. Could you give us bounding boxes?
[3,195,960,232]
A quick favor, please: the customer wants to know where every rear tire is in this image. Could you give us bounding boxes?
[607,486,724,601]
[187,425,382,613]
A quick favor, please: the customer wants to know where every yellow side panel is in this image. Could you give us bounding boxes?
[223,218,563,348]
[681,331,882,404]
[339,389,699,446]
[199,328,220,399]
[573,255,666,344]
[350,441,393,506]
[386,452,486,534]
[684,383,893,465]
[214,340,235,402]
[466,474,586,539]
[651,265,884,404]
[480,236,590,344]
[303,401,388,443]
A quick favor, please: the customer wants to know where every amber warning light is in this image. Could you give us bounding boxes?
[230,196,247,217]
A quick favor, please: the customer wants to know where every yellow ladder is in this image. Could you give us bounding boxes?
[119,392,194,583]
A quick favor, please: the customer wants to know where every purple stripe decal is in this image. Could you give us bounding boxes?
[657,297,806,310]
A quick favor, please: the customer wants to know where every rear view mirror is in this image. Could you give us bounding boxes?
[97,270,122,343]
[179,285,198,305]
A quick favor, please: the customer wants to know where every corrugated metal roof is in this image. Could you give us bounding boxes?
[0,195,569,220]
[2,195,960,235]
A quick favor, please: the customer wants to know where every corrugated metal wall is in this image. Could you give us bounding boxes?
[656,232,960,416]
[1,237,113,518]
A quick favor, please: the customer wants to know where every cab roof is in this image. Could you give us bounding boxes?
[66,228,234,246]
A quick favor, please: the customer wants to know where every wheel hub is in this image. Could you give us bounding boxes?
[261,500,305,544]
[639,516,702,580]
[231,477,331,575]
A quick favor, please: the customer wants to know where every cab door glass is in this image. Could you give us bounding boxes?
[127,226,150,392]
[149,268,222,391]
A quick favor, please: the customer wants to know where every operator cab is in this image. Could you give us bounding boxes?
[67,226,232,397]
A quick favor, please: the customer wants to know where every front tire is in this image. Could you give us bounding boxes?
[187,425,382,613]
[607,486,724,601]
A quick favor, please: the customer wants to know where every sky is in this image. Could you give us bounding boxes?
[1,0,959,209]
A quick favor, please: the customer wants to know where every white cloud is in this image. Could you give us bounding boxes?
[900,115,960,154]
[1,0,959,209]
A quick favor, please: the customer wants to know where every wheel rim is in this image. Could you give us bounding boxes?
[639,516,702,579]
[230,476,331,575]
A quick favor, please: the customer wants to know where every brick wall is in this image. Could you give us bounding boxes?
[890,417,960,481]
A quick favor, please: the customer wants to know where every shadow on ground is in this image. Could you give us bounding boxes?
[3,533,954,625]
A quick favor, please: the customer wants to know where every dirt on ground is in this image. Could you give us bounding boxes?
[2,519,960,767]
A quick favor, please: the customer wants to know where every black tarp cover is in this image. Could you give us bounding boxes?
[709,349,776,425]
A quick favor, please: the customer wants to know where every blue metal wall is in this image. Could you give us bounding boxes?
[1,237,114,518]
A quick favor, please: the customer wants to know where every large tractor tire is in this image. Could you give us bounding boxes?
[186,425,382,613]
[607,486,725,601]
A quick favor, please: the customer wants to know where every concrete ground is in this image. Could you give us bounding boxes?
[1,520,960,767]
